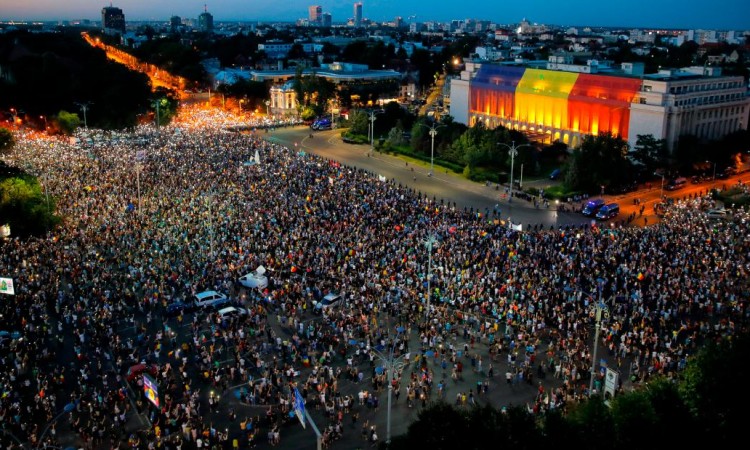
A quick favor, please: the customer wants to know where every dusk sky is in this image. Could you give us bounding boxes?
[2,0,749,30]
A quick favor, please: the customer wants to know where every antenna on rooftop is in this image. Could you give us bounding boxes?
[204,4,208,13]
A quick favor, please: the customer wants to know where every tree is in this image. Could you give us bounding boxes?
[346,110,369,136]
[566,395,616,449]
[387,120,407,147]
[56,110,81,135]
[0,175,60,237]
[563,134,632,193]
[394,401,468,448]
[679,334,750,445]
[611,390,658,449]
[0,127,14,156]
[632,134,667,173]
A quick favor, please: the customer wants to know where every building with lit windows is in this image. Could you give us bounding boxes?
[450,59,749,151]
[198,7,214,33]
[353,3,363,27]
[101,5,125,34]
[308,5,322,25]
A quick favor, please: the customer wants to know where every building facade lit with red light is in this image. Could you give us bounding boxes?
[450,59,749,151]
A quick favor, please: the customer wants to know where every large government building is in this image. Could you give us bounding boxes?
[450,57,749,151]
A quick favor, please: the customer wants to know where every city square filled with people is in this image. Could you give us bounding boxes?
[1,105,748,450]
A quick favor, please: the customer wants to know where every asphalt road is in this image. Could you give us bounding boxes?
[255,126,750,231]
[259,126,589,230]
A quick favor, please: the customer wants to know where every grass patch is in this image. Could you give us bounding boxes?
[714,187,750,209]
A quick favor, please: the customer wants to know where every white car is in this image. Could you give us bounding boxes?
[217,306,249,320]
[238,266,269,289]
[706,208,729,219]
[313,293,342,314]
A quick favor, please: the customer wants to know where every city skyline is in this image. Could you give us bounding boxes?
[2,0,750,30]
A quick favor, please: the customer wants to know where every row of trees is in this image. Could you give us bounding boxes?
[390,333,750,449]
[0,145,60,238]
[0,30,177,132]
[343,101,749,196]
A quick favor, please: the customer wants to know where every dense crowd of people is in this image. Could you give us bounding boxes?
[0,105,748,450]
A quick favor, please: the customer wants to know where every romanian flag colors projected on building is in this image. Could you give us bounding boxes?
[469,65,641,141]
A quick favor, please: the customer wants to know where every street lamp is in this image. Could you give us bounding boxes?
[368,110,384,154]
[707,160,716,181]
[497,141,533,203]
[659,174,665,201]
[565,279,611,395]
[370,327,408,446]
[420,121,445,176]
[39,115,48,131]
[424,234,438,321]
[265,99,271,116]
[74,102,92,129]
[152,98,166,129]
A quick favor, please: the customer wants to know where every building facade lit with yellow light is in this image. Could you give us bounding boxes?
[450,58,749,151]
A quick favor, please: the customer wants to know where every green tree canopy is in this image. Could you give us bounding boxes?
[0,174,60,237]
[563,134,632,193]
[56,110,81,135]
[0,127,14,156]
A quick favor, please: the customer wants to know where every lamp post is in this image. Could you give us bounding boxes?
[424,234,438,321]
[421,121,445,176]
[152,98,165,129]
[497,141,532,203]
[74,102,92,129]
[39,115,48,131]
[589,286,611,395]
[265,99,271,117]
[659,174,665,200]
[368,110,383,154]
[370,328,408,446]
[563,280,610,395]
[707,160,716,181]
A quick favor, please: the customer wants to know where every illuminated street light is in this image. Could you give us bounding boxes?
[370,327,408,446]
[497,141,533,203]
[424,234,438,321]
[368,110,384,154]
[265,99,271,117]
[420,121,445,176]
[74,102,92,129]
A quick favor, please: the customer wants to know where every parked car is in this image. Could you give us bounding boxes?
[126,363,158,382]
[596,203,620,220]
[665,177,687,191]
[165,300,192,317]
[193,290,229,309]
[238,266,269,289]
[311,118,332,130]
[706,208,729,219]
[582,199,606,217]
[217,306,249,321]
[313,293,342,314]
[0,330,21,345]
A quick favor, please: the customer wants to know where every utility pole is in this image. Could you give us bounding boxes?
[497,141,532,203]
[368,110,383,154]
[424,234,438,321]
[371,328,407,446]
[589,280,610,395]
[74,102,92,129]
[421,121,445,176]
